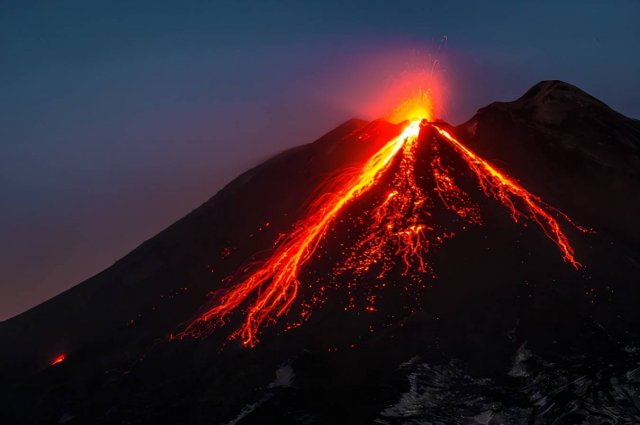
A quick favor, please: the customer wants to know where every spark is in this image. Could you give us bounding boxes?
[388,88,435,123]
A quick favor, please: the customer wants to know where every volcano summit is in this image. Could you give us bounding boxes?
[1,81,639,424]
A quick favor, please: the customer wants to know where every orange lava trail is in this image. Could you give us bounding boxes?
[338,123,430,279]
[179,121,423,346]
[431,153,482,224]
[433,125,585,268]
[50,354,65,366]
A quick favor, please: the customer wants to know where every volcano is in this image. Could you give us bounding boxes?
[1,81,639,424]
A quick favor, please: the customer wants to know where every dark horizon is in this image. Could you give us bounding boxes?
[2,0,639,321]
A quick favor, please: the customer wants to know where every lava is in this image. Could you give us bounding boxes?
[50,354,65,366]
[433,125,586,268]
[180,110,588,347]
[388,89,435,123]
[179,121,423,346]
[337,123,484,284]
[337,121,430,279]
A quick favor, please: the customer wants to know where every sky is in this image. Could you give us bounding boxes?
[1,0,639,321]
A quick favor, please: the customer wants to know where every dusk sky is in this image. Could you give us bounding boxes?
[1,0,639,321]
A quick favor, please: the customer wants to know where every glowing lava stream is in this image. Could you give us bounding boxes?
[180,118,587,347]
[50,354,65,366]
[179,121,423,346]
[432,125,586,268]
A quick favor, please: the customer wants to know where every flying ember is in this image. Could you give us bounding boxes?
[178,94,588,347]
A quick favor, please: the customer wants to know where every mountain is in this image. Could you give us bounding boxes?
[1,81,639,424]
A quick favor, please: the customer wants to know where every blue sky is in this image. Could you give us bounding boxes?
[1,0,638,319]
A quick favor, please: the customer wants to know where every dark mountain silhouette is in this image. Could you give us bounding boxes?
[1,81,639,424]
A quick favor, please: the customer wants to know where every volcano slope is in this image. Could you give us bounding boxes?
[1,81,639,424]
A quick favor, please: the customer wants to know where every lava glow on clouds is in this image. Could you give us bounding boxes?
[368,65,445,123]
[307,45,451,123]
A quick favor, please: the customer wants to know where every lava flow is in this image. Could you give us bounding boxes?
[179,106,588,347]
[179,121,423,346]
[50,354,65,366]
[432,125,588,268]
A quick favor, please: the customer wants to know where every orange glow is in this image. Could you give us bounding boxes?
[179,96,588,347]
[50,354,65,365]
[388,88,435,123]
[320,48,448,123]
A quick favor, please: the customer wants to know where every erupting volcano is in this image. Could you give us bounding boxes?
[179,93,589,347]
[2,80,639,425]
